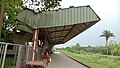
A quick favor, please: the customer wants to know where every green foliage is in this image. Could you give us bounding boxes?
[4,57,15,68]
[65,47,76,53]
[58,41,120,68]
[0,0,23,42]
[108,41,120,56]
[1,0,62,42]
[75,43,81,51]
[100,30,115,43]
[42,0,62,11]
[100,30,115,55]
[22,0,62,12]
[0,0,1,9]
[58,41,120,56]
[0,0,2,9]
[82,46,107,54]
[5,0,22,25]
[0,28,14,42]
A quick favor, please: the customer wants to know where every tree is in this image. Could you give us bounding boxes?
[0,0,62,42]
[100,30,115,43]
[108,41,120,56]
[75,43,81,51]
[100,30,115,55]
[0,0,23,41]
[0,0,6,37]
[22,0,62,12]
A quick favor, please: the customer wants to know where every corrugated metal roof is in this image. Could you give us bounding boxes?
[16,5,101,45]
[16,25,33,33]
[17,5,100,29]
[46,21,99,45]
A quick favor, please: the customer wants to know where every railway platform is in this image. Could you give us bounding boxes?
[47,52,88,68]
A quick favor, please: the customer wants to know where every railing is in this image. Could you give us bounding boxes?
[0,42,33,68]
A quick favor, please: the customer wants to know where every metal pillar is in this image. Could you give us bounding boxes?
[42,34,47,53]
[43,35,46,48]
[26,45,30,62]
[16,46,22,68]
[1,44,8,68]
[0,44,4,65]
[32,29,38,61]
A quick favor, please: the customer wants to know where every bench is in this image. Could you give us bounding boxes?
[25,60,48,68]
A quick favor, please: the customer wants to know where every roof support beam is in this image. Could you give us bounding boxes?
[60,26,65,37]
[51,36,65,39]
[62,25,75,41]
[75,25,83,32]
[83,23,89,28]
[44,28,52,44]
[49,29,70,33]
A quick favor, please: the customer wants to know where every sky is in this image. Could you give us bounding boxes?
[55,0,120,48]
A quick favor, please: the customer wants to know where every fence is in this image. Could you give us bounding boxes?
[0,42,33,68]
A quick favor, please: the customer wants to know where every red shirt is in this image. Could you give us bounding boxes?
[43,52,51,62]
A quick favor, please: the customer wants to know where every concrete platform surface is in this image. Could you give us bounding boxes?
[47,52,88,68]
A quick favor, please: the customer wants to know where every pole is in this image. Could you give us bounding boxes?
[16,46,22,68]
[1,44,8,68]
[0,0,6,37]
[32,29,38,61]
[43,34,47,53]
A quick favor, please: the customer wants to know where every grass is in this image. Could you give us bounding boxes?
[60,50,120,68]
[4,57,15,68]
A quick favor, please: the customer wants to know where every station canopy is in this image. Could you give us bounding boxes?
[16,5,101,45]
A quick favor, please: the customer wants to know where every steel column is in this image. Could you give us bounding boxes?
[26,45,30,62]
[1,44,8,68]
[32,29,38,61]
[16,46,22,68]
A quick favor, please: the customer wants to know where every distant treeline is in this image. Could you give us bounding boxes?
[57,41,120,56]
